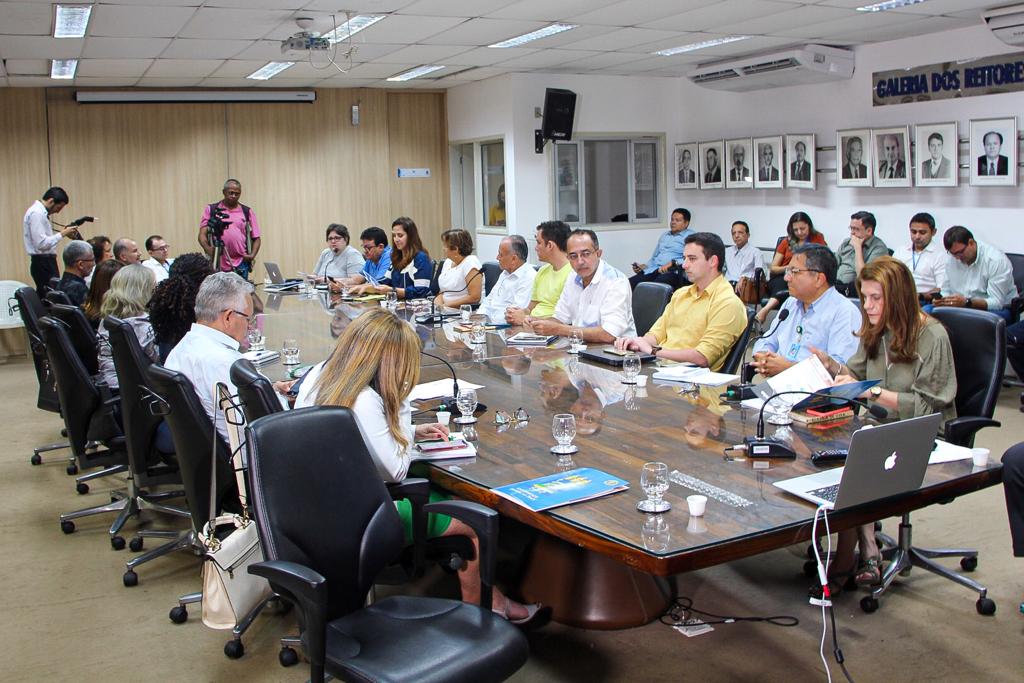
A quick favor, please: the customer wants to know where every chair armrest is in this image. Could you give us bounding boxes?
[944,416,1001,447]
[425,500,498,610]
[387,478,430,573]
[249,560,328,669]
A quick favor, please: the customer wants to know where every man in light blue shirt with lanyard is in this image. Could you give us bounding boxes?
[629,207,693,290]
[752,244,860,377]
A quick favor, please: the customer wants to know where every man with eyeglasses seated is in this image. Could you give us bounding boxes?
[751,244,860,378]
[329,226,391,292]
[928,225,1015,321]
[614,232,746,370]
[526,228,636,343]
[142,234,174,283]
[57,240,96,307]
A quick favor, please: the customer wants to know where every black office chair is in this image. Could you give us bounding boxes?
[105,317,190,558]
[45,289,73,306]
[230,359,284,422]
[720,309,756,375]
[481,260,502,296]
[15,287,72,468]
[47,276,61,294]
[632,282,672,337]
[245,407,529,683]
[867,307,1004,616]
[48,303,99,376]
[1006,252,1024,323]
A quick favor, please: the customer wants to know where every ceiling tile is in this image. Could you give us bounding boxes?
[484,0,620,22]
[341,14,468,43]
[373,44,474,64]
[491,23,619,49]
[825,15,971,43]
[0,36,83,59]
[712,5,853,35]
[205,0,306,8]
[300,0,420,12]
[558,27,686,52]
[643,0,802,33]
[5,59,48,75]
[558,50,652,69]
[76,58,154,77]
[211,60,276,77]
[445,46,537,66]
[818,0,995,14]
[161,39,252,59]
[567,0,708,26]
[418,18,547,46]
[0,2,53,35]
[73,77,143,86]
[311,76,379,88]
[342,62,419,78]
[145,59,225,77]
[179,8,293,40]
[89,5,197,38]
[437,66,509,81]
[774,8,918,39]
[135,77,206,87]
[82,37,172,59]
[493,48,603,68]
[399,0,512,17]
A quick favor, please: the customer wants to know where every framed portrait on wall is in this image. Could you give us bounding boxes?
[753,135,784,189]
[970,117,1017,187]
[725,137,753,189]
[914,122,958,188]
[698,140,724,190]
[785,134,815,190]
[674,142,698,189]
[836,128,872,188]
[872,126,912,188]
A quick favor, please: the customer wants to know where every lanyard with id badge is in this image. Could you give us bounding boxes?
[785,323,804,361]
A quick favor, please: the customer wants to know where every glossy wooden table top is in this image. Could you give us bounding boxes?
[255,291,1004,576]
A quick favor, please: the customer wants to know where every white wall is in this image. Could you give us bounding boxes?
[448,24,1023,273]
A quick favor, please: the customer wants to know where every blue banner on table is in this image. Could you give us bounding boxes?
[492,467,629,512]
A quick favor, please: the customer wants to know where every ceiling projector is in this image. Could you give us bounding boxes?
[281,32,330,53]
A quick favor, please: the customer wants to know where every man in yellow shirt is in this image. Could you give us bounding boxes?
[614,232,747,370]
[506,220,572,324]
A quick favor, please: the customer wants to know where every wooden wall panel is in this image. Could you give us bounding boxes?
[46,89,228,264]
[387,92,451,260]
[0,89,50,357]
[226,88,393,276]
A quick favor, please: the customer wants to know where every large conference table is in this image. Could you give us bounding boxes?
[256,290,1003,628]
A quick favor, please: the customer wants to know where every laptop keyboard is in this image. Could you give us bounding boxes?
[808,483,840,503]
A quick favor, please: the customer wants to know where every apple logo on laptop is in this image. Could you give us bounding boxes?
[884,451,898,471]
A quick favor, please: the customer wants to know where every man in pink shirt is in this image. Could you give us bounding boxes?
[198,178,262,279]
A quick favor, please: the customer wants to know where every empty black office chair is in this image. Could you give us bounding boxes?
[632,282,672,337]
[48,303,99,376]
[481,260,502,296]
[45,289,73,306]
[245,407,529,683]
[867,307,1004,616]
[105,317,190,558]
[720,309,756,375]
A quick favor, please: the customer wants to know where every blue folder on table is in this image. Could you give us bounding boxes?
[492,467,629,512]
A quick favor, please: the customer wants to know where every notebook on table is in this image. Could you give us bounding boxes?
[772,413,942,510]
[579,346,657,367]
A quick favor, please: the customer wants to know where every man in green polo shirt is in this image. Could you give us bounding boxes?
[506,220,573,324]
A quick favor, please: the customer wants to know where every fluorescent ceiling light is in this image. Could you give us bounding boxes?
[387,65,445,81]
[50,59,77,79]
[323,14,385,44]
[247,62,295,80]
[653,35,750,56]
[54,4,92,38]
[489,23,577,48]
[856,0,926,11]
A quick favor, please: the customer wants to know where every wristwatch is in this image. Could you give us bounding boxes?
[869,385,883,400]
[651,345,663,354]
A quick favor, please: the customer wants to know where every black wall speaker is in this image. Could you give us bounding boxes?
[541,88,576,143]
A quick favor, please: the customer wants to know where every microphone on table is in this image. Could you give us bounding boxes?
[420,348,487,416]
[738,389,888,459]
[722,309,790,401]
[417,267,484,326]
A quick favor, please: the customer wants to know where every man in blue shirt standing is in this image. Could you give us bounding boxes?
[629,207,693,291]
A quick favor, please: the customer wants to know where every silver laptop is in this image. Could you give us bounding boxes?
[773,413,942,510]
[264,262,300,290]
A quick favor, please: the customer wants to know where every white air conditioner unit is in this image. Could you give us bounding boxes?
[686,45,854,92]
[982,4,1024,47]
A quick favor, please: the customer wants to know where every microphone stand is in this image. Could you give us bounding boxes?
[722,308,790,400]
[742,389,888,459]
[417,267,485,326]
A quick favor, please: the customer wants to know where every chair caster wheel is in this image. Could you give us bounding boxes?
[169,605,189,624]
[129,536,144,552]
[960,556,978,572]
[123,570,138,587]
[30,454,42,466]
[860,596,879,613]
[279,647,299,667]
[66,463,78,475]
[111,535,126,551]
[61,520,75,534]
[76,482,89,495]
[976,597,996,615]
[802,560,817,577]
[224,639,244,659]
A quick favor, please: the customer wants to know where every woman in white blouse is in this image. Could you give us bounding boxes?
[294,308,542,624]
[312,223,364,283]
[434,228,482,309]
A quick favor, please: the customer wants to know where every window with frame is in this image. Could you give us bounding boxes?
[554,137,661,226]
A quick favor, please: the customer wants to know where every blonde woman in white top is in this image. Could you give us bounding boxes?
[434,228,482,309]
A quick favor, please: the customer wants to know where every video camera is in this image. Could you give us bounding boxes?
[63,215,94,240]
[206,208,231,244]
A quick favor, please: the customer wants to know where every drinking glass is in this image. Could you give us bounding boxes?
[470,321,487,345]
[454,388,477,424]
[460,304,473,323]
[281,338,300,365]
[246,326,264,352]
[551,413,578,455]
[385,290,398,309]
[622,352,641,384]
[641,514,671,552]
[637,462,670,513]
[340,282,351,298]
[569,330,584,354]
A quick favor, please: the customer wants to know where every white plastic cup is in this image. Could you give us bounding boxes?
[686,494,708,517]
[436,411,451,426]
[636,374,648,387]
[971,447,990,467]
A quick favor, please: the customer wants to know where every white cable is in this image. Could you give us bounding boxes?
[812,505,833,683]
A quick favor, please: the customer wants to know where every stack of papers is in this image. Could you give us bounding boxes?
[412,433,477,461]
[408,379,484,402]
[652,364,739,387]
[505,332,556,346]
[928,440,974,465]
[741,355,833,411]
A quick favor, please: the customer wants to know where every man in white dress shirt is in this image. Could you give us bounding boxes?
[931,225,1015,321]
[23,186,79,296]
[724,221,764,288]
[141,235,174,283]
[894,213,945,302]
[477,235,536,323]
[527,229,636,343]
